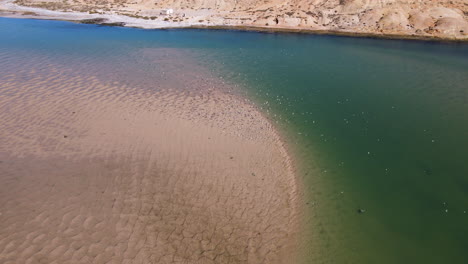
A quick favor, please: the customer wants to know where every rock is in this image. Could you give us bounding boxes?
[379,10,410,32]
[101,22,126,27]
[80,18,107,24]
[434,17,468,35]
[409,12,434,30]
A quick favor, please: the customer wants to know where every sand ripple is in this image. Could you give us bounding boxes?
[0,49,300,263]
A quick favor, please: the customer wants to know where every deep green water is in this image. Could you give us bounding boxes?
[1,17,467,263]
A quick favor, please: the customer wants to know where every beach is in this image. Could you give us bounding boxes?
[0,47,301,263]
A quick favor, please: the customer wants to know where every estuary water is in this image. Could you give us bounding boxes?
[1,17,467,264]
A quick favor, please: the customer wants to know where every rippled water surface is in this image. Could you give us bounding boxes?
[1,17,468,264]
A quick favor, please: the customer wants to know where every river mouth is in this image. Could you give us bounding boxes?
[1,17,468,264]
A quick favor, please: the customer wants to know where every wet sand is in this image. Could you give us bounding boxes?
[0,49,301,263]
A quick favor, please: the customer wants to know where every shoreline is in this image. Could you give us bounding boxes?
[1,0,467,43]
[187,25,468,43]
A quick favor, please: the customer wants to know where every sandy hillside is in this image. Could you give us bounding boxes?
[0,49,301,263]
[5,0,468,40]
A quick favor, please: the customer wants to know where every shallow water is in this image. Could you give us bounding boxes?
[0,18,299,264]
[1,17,468,263]
[210,33,468,264]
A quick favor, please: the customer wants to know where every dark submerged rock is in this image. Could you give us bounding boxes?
[80,18,107,24]
[79,19,125,27]
[101,22,126,27]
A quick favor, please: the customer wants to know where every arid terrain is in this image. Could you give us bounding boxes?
[0,49,301,263]
[1,0,467,40]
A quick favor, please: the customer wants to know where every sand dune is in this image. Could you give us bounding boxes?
[0,49,301,263]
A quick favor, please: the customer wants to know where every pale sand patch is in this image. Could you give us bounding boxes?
[0,49,301,263]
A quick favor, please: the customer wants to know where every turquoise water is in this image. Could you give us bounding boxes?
[1,17,467,263]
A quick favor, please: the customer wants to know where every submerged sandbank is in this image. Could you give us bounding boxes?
[0,48,302,263]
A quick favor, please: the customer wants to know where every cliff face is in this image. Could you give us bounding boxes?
[12,0,468,39]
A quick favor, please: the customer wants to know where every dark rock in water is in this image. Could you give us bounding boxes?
[101,22,126,27]
[80,18,107,24]
[357,208,366,214]
[79,18,125,27]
